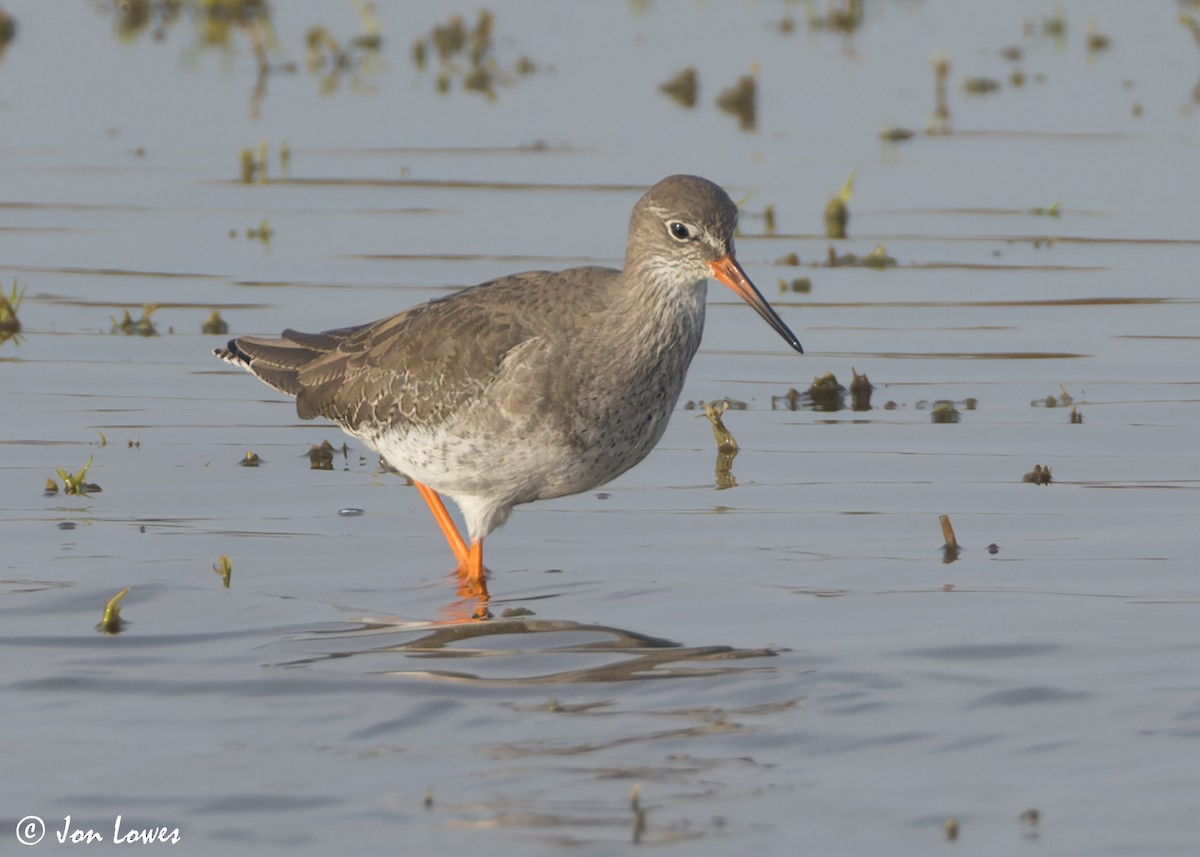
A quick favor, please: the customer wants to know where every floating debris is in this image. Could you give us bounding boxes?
[631,783,647,844]
[500,606,535,618]
[1181,14,1200,49]
[808,0,864,35]
[1020,808,1040,827]
[700,401,739,455]
[700,401,739,490]
[824,169,856,239]
[1022,464,1053,485]
[338,507,366,517]
[808,372,846,412]
[423,787,434,810]
[110,305,158,336]
[246,218,273,243]
[659,67,698,108]
[44,478,59,496]
[0,5,14,59]
[826,246,857,267]
[305,4,383,96]
[928,53,951,135]
[1032,384,1073,407]
[309,439,336,470]
[776,251,802,266]
[239,147,256,183]
[1029,201,1062,218]
[987,543,1000,555]
[212,553,232,589]
[239,451,262,467]
[0,278,24,342]
[1086,22,1111,52]
[939,514,961,563]
[201,310,229,335]
[963,76,1001,95]
[431,14,466,59]
[412,10,531,101]
[944,817,959,841]
[930,401,961,423]
[824,244,895,268]
[879,125,915,144]
[879,124,915,160]
[1000,45,1023,62]
[778,276,812,294]
[1069,406,1083,424]
[861,245,897,268]
[463,64,492,94]
[239,137,287,182]
[56,455,101,496]
[715,73,757,130]
[849,367,873,411]
[1041,8,1067,39]
[98,587,129,635]
[763,204,776,235]
[350,0,382,50]
[771,387,803,411]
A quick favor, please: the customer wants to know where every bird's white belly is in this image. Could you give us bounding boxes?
[365,420,578,498]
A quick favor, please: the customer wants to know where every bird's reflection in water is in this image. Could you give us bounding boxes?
[275,615,777,683]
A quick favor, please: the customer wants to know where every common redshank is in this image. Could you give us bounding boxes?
[215,175,802,613]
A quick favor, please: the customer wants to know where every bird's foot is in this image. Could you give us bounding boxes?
[452,563,491,618]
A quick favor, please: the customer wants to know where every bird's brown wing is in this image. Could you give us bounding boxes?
[221,267,618,430]
[300,274,565,429]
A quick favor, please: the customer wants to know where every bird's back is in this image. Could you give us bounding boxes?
[215,266,623,433]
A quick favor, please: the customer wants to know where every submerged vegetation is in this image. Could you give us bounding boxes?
[304,1,383,96]
[715,73,757,131]
[1023,464,1054,485]
[700,401,739,490]
[0,6,15,60]
[238,139,288,183]
[212,554,232,588]
[239,451,262,467]
[54,456,101,496]
[0,278,24,344]
[410,10,537,100]
[110,305,158,336]
[308,439,336,470]
[659,67,698,108]
[201,310,229,335]
[98,587,129,635]
[824,170,856,239]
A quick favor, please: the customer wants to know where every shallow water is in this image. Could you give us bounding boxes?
[2,1,1199,854]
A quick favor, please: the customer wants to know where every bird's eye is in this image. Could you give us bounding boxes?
[668,221,692,241]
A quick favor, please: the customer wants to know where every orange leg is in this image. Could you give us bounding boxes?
[461,540,488,600]
[414,481,468,567]
[413,481,490,616]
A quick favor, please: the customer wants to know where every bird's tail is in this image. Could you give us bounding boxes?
[213,327,358,398]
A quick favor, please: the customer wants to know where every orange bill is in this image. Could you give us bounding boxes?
[710,253,804,354]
